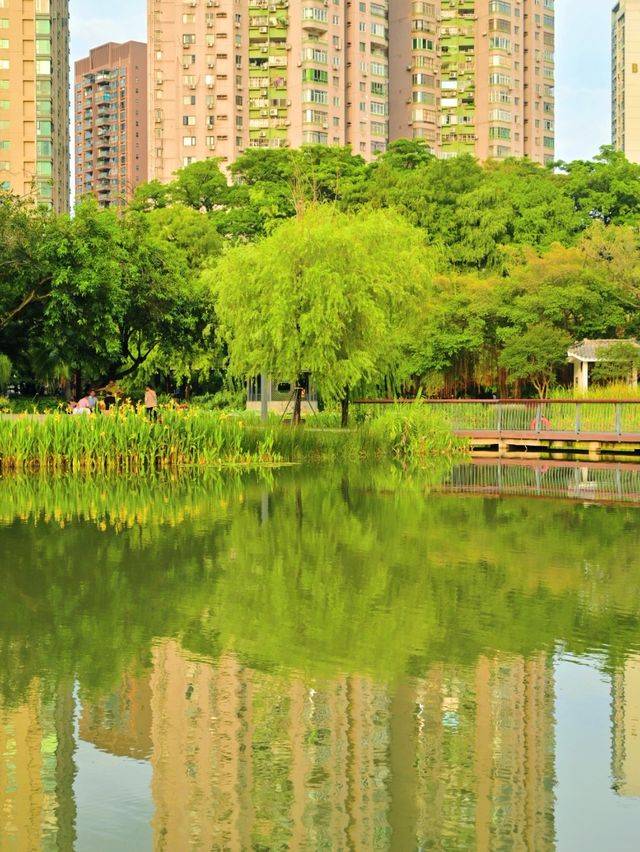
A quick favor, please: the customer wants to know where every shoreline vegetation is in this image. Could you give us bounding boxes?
[0,405,469,473]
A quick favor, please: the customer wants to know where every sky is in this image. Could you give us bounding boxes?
[69,0,613,163]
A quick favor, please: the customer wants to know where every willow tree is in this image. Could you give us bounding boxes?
[210,205,432,424]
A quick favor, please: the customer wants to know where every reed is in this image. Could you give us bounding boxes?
[0,405,468,472]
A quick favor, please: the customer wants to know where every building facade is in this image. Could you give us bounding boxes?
[389,0,555,164]
[147,0,391,179]
[612,0,640,163]
[0,0,70,210]
[147,1,554,180]
[74,41,148,207]
[147,0,248,182]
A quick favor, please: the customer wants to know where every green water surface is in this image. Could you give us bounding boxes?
[1,465,640,851]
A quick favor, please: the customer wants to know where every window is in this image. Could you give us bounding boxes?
[302,68,328,83]
[412,38,434,50]
[303,88,328,104]
[302,7,328,22]
[183,136,197,146]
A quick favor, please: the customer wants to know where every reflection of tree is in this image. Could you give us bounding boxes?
[0,467,639,712]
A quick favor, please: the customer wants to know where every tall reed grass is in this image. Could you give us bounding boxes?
[0,405,468,472]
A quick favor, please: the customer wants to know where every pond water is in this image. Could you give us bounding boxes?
[1,463,640,851]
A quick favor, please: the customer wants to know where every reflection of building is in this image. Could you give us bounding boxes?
[79,670,152,760]
[81,641,555,848]
[0,681,76,849]
[0,0,70,209]
[412,654,555,851]
[612,656,640,797]
[74,41,148,208]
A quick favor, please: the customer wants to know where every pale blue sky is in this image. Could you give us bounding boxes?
[70,0,612,162]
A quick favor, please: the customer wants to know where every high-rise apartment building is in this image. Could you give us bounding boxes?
[247,0,389,157]
[390,0,555,164]
[74,42,148,207]
[147,0,247,182]
[0,0,70,210]
[147,0,390,179]
[147,0,555,179]
[612,0,640,163]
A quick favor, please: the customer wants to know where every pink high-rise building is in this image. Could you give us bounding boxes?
[147,0,390,178]
[389,0,555,164]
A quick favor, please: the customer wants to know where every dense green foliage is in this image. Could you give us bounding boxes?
[5,143,640,399]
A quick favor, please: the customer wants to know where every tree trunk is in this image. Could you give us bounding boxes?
[341,387,350,428]
[292,386,302,426]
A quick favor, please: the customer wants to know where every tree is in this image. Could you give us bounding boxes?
[171,158,230,211]
[499,323,571,398]
[590,341,640,385]
[0,193,52,331]
[557,145,640,226]
[146,205,223,270]
[210,205,432,424]
[32,201,213,387]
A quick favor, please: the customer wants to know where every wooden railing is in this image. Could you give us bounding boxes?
[353,399,640,440]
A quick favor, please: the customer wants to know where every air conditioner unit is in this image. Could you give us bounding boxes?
[207,62,214,68]
[285,120,290,126]
[207,21,214,27]
[259,130,267,137]
[207,83,214,88]
[322,122,328,128]
[189,84,197,90]
[260,26,268,33]
[261,109,268,116]
[270,108,278,116]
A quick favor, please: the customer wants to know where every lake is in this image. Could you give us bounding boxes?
[1,462,640,851]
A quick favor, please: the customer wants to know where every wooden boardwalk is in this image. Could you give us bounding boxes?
[354,399,640,457]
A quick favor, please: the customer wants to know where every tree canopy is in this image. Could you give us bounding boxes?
[5,142,640,399]
[211,205,431,419]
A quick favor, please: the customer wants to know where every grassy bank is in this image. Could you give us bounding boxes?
[0,406,468,472]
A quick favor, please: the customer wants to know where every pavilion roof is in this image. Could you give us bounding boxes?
[567,338,640,363]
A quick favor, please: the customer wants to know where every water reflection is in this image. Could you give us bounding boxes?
[1,464,640,848]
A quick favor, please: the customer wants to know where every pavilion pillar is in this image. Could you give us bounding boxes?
[575,360,589,393]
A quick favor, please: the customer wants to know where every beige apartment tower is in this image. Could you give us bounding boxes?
[0,0,70,210]
[74,42,148,207]
[389,0,555,164]
[612,0,640,163]
[147,0,390,181]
